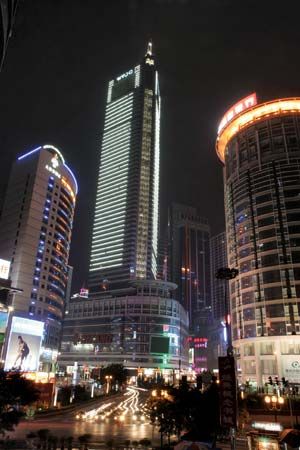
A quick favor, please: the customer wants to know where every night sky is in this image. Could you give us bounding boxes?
[1,0,300,292]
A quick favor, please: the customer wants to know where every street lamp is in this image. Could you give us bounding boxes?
[105,375,113,394]
[215,267,239,356]
[264,394,284,422]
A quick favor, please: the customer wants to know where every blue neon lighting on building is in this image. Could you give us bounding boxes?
[17,145,78,194]
[17,146,42,161]
[63,162,79,195]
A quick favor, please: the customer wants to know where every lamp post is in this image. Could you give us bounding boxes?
[216,267,239,450]
[264,394,284,422]
[215,267,239,356]
[105,375,113,394]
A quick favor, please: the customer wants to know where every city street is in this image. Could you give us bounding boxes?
[10,387,162,446]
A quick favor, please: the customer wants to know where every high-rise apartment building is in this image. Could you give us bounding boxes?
[216,94,300,385]
[168,203,211,337]
[89,42,160,296]
[210,231,229,321]
[0,145,77,362]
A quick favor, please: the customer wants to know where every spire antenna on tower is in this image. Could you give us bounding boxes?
[146,40,152,56]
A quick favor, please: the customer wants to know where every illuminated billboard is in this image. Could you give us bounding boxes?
[4,317,44,372]
[0,259,10,280]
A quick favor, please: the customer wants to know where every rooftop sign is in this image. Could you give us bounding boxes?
[116,69,133,82]
[217,93,257,135]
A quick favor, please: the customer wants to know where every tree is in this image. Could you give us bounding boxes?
[78,434,92,450]
[0,370,40,435]
[105,439,114,450]
[100,364,127,387]
[36,429,50,450]
[57,386,71,406]
[139,438,151,448]
[66,437,73,450]
[149,382,220,442]
[73,385,89,403]
[26,432,37,450]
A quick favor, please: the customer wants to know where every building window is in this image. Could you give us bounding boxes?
[243,308,255,321]
[260,342,274,355]
[244,360,256,374]
[262,270,281,284]
[242,291,255,304]
[261,254,279,267]
[244,344,255,356]
[266,303,284,318]
[264,287,282,301]
[281,341,300,354]
[261,359,277,375]
[244,324,256,338]
[268,321,286,336]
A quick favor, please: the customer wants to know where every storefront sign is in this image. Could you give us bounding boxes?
[219,356,237,428]
[252,422,283,432]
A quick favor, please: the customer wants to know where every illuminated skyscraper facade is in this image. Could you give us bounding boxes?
[168,204,211,334]
[0,145,77,361]
[217,95,300,385]
[210,231,229,321]
[89,43,160,295]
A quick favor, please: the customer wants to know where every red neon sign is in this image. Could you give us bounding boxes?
[218,93,257,134]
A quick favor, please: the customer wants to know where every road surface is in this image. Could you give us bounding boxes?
[10,387,162,446]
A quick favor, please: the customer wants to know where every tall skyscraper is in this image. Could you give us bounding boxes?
[210,231,229,321]
[0,1,19,70]
[216,94,300,385]
[89,42,160,296]
[0,145,77,365]
[168,203,211,336]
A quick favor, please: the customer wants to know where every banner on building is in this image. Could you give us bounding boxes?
[218,355,237,429]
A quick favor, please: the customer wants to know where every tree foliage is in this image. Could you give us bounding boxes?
[0,370,40,435]
[57,386,71,406]
[149,382,220,442]
[100,364,127,385]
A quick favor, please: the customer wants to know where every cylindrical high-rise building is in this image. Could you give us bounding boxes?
[0,145,77,367]
[216,96,300,386]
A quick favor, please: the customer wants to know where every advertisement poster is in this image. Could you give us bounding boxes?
[5,316,44,372]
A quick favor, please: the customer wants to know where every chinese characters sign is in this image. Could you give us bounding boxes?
[219,356,237,428]
[218,93,257,134]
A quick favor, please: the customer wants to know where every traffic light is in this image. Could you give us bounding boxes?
[275,376,279,385]
[281,377,289,387]
[268,376,273,385]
